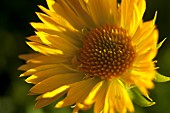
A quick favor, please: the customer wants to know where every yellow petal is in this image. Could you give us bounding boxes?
[94,80,110,113]
[126,71,155,96]
[20,64,58,77]
[121,0,146,36]
[132,60,155,73]
[18,63,41,71]
[35,89,67,108]
[132,12,157,44]
[31,22,83,47]
[35,32,79,55]
[84,80,103,105]
[78,0,89,15]
[137,0,147,20]
[83,0,117,25]
[30,73,84,94]
[55,77,100,108]
[46,0,88,30]
[26,54,71,64]
[21,63,77,77]
[39,85,69,99]
[130,69,155,81]
[46,0,56,12]
[137,29,158,57]
[72,103,91,113]
[107,80,134,113]
[65,0,95,28]
[27,35,43,43]
[30,22,63,34]
[27,42,63,55]
[25,64,78,84]
[38,5,76,31]
[109,0,120,25]
[36,12,66,31]
[19,53,40,61]
[135,49,157,62]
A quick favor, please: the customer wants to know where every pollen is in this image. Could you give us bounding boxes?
[79,25,136,80]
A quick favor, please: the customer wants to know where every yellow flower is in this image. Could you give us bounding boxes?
[19,0,169,113]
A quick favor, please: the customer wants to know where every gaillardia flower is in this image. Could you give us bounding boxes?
[19,0,169,113]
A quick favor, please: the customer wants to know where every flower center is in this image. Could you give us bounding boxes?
[79,25,136,80]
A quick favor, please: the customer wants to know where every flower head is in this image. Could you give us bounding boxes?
[19,0,169,113]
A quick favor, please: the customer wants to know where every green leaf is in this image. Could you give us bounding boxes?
[154,72,170,82]
[129,87,155,107]
[157,38,166,49]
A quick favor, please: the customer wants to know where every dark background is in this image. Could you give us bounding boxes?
[0,0,170,113]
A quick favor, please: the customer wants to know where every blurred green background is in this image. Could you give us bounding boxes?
[0,0,170,113]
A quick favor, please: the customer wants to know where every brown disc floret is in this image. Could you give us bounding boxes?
[79,25,136,80]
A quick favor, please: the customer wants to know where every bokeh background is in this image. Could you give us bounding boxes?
[0,0,170,113]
